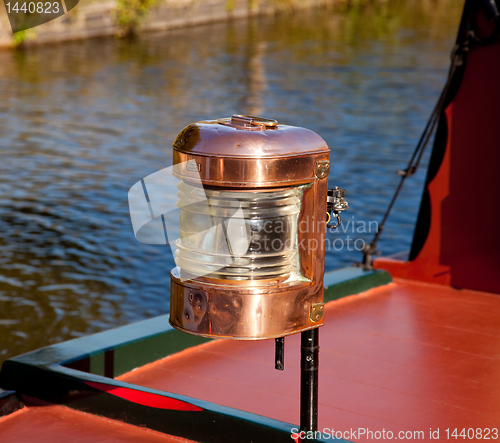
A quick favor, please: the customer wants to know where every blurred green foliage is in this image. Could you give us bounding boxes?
[115,0,158,36]
[12,30,29,47]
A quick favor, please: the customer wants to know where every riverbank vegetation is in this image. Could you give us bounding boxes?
[0,0,462,48]
[115,0,158,36]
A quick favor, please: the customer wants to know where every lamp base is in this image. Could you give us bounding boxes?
[169,271,324,340]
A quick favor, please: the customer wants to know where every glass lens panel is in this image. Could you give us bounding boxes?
[175,182,304,281]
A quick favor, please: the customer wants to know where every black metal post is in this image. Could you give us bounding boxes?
[300,328,319,432]
[275,337,285,370]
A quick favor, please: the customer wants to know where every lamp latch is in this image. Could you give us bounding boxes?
[327,186,348,229]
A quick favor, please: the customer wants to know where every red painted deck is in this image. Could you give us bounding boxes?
[0,397,195,443]
[119,280,500,441]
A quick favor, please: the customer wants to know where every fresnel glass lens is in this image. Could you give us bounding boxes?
[175,182,305,282]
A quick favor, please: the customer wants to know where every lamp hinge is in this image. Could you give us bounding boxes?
[310,302,324,322]
[315,160,330,179]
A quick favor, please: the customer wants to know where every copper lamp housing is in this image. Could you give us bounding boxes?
[169,115,331,340]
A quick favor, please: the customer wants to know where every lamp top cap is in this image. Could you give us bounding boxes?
[172,115,329,158]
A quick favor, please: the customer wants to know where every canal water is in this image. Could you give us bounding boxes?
[0,1,464,364]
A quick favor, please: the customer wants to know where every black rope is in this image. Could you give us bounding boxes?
[357,39,470,270]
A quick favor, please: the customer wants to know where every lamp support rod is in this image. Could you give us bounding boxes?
[300,328,319,432]
[275,337,285,370]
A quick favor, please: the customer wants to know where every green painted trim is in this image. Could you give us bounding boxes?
[324,267,392,303]
[113,328,211,377]
[90,352,105,376]
[56,316,212,378]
